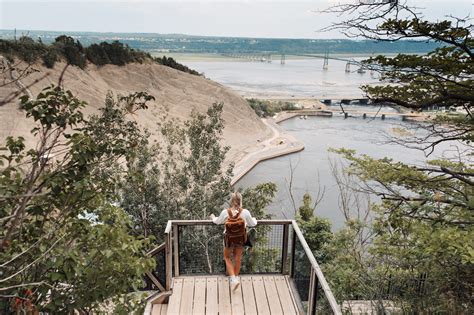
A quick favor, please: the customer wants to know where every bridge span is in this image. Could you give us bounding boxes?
[221,52,365,72]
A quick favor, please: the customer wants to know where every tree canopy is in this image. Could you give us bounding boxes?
[317,1,473,313]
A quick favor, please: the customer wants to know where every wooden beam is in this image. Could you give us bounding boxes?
[281,223,289,274]
[173,224,179,277]
[165,232,172,290]
[147,242,166,257]
[146,271,166,292]
[291,221,341,314]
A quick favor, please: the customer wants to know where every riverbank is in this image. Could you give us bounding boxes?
[229,98,433,185]
[230,117,304,186]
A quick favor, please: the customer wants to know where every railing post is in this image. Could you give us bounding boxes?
[290,229,296,278]
[165,232,172,290]
[307,268,319,315]
[173,224,180,277]
[281,223,289,274]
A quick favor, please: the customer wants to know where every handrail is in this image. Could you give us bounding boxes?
[164,219,292,233]
[292,220,342,314]
[160,219,341,314]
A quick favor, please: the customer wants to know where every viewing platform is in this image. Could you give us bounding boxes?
[143,220,342,315]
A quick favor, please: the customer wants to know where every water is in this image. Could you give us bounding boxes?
[179,57,459,230]
[184,58,379,99]
[234,115,461,230]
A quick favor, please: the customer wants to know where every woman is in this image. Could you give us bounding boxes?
[210,192,257,291]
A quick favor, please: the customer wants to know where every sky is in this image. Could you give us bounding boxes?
[1,0,472,39]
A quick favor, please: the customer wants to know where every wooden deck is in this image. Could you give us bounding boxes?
[154,275,300,315]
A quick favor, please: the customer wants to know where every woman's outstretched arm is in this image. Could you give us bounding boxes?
[211,209,228,225]
[243,210,257,227]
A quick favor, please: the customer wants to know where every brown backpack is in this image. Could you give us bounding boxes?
[224,208,247,247]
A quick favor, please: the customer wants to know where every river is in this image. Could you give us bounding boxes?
[180,57,453,230]
[184,57,380,99]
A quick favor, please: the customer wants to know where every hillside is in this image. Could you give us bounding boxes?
[0,59,272,165]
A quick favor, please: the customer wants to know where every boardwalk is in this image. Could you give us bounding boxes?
[155,275,300,315]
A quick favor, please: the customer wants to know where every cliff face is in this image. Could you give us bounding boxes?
[0,60,271,164]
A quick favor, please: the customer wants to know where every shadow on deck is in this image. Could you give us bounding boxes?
[143,220,342,315]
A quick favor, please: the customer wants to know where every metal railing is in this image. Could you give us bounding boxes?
[146,219,341,314]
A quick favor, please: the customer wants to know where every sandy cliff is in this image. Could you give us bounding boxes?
[0,60,272,165]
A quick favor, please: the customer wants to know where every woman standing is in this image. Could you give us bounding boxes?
[210,192,257,291]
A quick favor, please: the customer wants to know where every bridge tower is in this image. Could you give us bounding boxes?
[345,62,351,73]
[323,52,329,70]
[281,54,285,65]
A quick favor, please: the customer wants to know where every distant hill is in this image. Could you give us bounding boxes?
[0,30,440,54]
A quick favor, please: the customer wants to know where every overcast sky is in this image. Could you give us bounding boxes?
[1,0,472,39]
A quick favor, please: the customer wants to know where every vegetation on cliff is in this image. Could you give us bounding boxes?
[0,35,199,75]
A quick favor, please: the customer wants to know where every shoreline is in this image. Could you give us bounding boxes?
[229,100,431,186]
[230,116,304,186]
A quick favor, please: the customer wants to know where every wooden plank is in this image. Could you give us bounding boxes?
[274,276,298,315]
[180,277,195,314]
[161,304,168,315]
[241,277,258,315]
[286,277,305,315]
[193,277,207,315]
[166,278,183,315]
[231,276,245,315]
[206,277,219,315]
[251,276,271,315]
[263,276,284,315]
[218,277,232,315]
[151,304,162,315]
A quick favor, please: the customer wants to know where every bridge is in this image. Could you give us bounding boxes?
[221,53,365,72]
[274,109,426,123]
[143,219,342,314]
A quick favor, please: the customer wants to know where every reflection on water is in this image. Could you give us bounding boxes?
[235,114,457,230]
[183,58,379,98]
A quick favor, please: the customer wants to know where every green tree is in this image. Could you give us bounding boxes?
[86,43,111,66]
[319,2,473,312]
[53,35,87,68]
[296,193,332,264]
[0,86,155,313]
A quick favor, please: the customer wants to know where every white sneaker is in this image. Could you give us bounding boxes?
[231,277,240,292]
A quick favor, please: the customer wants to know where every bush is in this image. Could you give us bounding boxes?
[53,35,87,68]
[0,37,200,75]
[42,47,59,68]
[154,56,200,75]
[85,43,111,66]
[247,98,297,117]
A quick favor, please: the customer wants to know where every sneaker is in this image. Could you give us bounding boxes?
[231,277,240,292]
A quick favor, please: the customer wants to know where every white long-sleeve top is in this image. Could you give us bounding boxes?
[212,208,257,227]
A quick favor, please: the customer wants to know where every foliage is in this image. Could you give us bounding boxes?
[247,98,297,117]
[120,103,233,275]
[53,35,87,69]
[0,86,155,313]
[240,183,279,273]
[324,148,473,312]
[154,55,200,75]
[0,37,199,75]
[296,193,333,264]
[120,111,278,274]
[315,2,474,312]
